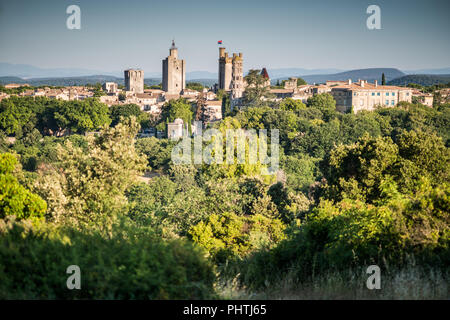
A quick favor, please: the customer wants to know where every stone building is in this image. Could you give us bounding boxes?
[330,79,413,113]
[412,90,433,107]
[218,47,233,91]
[102,82,118,94]
[230,53,244,110]
[124,69,144,93]
[167,118,186,139]
[162,40,185,95]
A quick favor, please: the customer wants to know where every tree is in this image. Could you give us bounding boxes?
[158,98,193,132]
[279,98,306,111]
[307,93,336,112]
[297,77,307,86]
[189,212,286,261]
[159,98,193,124]
[0,153,47,220]
[382,73,386,85]
[34,117,147,227]
[50,98,111,135]
[185,82,204,92]
[243,69,274,107]
[110,104,148,127]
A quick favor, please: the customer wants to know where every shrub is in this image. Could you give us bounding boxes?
[0,219,216,299]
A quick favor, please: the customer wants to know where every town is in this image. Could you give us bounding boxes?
[1,0,449,304]
[1,40,444,140]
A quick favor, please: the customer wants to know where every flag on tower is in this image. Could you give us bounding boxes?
[217,40,223,44]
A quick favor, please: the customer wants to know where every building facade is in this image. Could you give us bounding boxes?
[330,80,413,113]
[230,53,244,110]
[102,82,118,94]
[124,69,144,93]
[162,40,186,95]
[218,47,233,91]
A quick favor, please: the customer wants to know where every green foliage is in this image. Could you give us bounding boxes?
[321,131,449,202]
[110,104,148,128]
[279,98,306,111]
[34,117,147,228]
[158,98,193,132]
[0,219,216,299]
[243,69,274,107]
[307,93,336,118]
[0,96,111,137]
[235,179,449,290]
[186,82,205,92]
[0,153,46,220]
[135,137,176,172]
[189,212,286,262]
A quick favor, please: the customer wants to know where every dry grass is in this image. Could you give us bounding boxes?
[216,267,449,300]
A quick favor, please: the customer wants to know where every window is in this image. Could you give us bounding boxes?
[385,100,389,105]
[354,92,357,96]
[372,92,375,96]
[386,92,389,96]
[392,92,395,96]
[377,92,380,96]
[406,93,410,96]
[391,100,395,105]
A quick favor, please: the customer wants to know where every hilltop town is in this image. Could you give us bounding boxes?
[0,40,447,140]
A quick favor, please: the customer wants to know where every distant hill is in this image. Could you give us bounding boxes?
[388,74,450,86]
[0,62,121,78]
[0,76,24,84]
[0,75,162,87]
[297,68,405,84]
[403,67,450,75]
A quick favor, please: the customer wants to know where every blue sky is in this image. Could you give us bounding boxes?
[0,0,449,73]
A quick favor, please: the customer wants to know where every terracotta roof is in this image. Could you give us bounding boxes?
[135,93,155,99]
[270,89,294,94]
[331,81,412,91]
[204,100,222,106]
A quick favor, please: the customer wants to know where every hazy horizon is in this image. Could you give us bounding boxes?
[0,0,449,74]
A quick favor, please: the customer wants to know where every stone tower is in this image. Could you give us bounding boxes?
[124,69,144,93]
[218,47,232,91]
[230,53,244,110]
[162,40,186,95]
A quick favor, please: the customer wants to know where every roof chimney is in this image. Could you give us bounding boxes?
[375,80,378,87]
[361,80,365,88]
[348,79,352,85]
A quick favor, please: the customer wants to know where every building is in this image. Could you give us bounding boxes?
[260,68,271,87]
[283,78,298,90]
[124,69,144,93]
[412,90,433,107]
[167,118,186,139]
[102,82,118,94]
[4,83,29,89]
[230,53,244,110]
[218,47,233,91]
[162,40,185,95]
[330,79,413,113]
[203,100,223,122]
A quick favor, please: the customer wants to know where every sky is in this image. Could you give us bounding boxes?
[0,0,449,74]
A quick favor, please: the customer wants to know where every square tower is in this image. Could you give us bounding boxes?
[124,69,144,94]
[162,40,186,95]
[218,47,232,91]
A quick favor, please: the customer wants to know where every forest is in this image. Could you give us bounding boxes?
[0,91,449,299]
